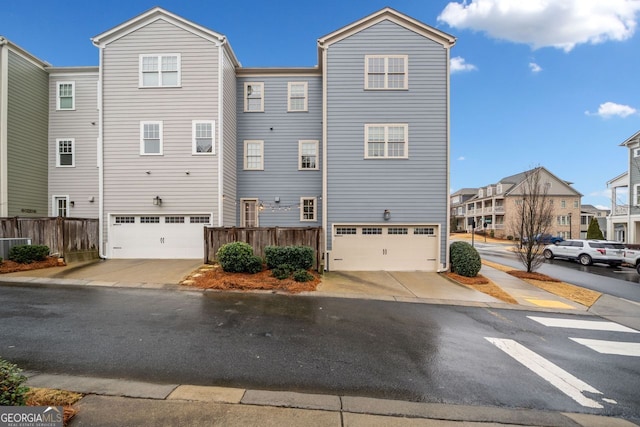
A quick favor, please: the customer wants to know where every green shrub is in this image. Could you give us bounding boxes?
[265,245,313,270]
[506,235,514,241]
[293,269,314,282]
[217,242,262,273]
[586,218,604,240]
[8,245,50,264]
[271,264,294,280]
[0,358,29,406]
[245,255,264,274]
[449,241,481,278]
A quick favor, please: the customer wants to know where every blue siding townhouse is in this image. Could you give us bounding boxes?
[0,7,455,271]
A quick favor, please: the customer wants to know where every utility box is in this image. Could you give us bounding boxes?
[0,238,32,259]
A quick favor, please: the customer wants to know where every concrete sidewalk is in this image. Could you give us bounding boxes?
[24,373,638,427]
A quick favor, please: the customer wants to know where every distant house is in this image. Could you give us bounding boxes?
[1,7,456,271]
[0,38,49,217]
[462,167,582,239]
[607,130,640,243]
[580,205,609,239]
[450,188,477,232]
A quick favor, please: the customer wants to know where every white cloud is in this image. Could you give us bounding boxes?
[529,62,542,73]
[438,0,640,52]
[585,102,638,118]
[450,56,477,73]
[458,156,466,161]
[594,205,610,210]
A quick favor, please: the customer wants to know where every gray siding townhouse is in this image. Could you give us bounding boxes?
[607,130,640,243]
[0,38,49,217]
[6,7,455,271]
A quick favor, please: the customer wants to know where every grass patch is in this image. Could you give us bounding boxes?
[481,260,602,307]
[26,388,82,426]
[444,272,518,304]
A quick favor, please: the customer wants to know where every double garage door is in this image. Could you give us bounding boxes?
[110,214,211,259]
[329,224,439,271]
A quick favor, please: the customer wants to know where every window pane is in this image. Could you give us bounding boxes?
[368,57,384,73]
[162,71,178,86]
[247,98,262,111]
[388,142,404,157]
[142,57,158,71]
[368,126,384,142]
[145,140,160,154]
[388,126,405,142]
[196,138,212,153]
[368,142,385,157]
[196,123,212,138]
[290,98,304,111]
[144,124,159,138]
[143,72,159,86]
[303,199,315,220]
[161,56,177,71]
[387,74,404,88]
[59,84,73,97]
[290,84,305,96]
[388,57,405,73]
[59,97,73,109]
[368,74,384,88]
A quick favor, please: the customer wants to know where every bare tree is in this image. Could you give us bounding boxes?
[511,168,554,272]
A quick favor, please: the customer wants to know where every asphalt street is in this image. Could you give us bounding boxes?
[475,243,640,303]
[1,282,638,422]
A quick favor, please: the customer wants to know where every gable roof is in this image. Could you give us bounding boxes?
[317,7,456,50]
[451,188,478,196]
[501,166,582,197]
[91,7,240,67]
[619,130,640,147]
[0,37,51,68]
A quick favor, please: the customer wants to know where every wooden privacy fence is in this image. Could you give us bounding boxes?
[0,217,99,261]
[205,227,322,270]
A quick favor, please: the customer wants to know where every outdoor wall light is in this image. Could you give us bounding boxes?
[275,196,280,203]
[383,209,391,220]
[70,201,75,208]
[153,196,162,206]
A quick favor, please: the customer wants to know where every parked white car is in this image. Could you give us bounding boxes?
[542,239,625,267]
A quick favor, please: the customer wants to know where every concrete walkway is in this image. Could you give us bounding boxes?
[24,373,638,427]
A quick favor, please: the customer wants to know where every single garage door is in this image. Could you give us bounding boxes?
[329,225,439,271]
[109,214,211,259]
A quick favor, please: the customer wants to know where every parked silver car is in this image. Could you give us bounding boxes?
[542,239,625,267]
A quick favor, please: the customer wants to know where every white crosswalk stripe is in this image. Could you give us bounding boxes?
[485,337,607,408]
[569,338,640,357]
[527,316,640,357]
[527,316,639,333]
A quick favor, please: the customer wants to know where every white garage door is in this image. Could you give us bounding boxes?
[329,225,439,271]
[110,214,211,259]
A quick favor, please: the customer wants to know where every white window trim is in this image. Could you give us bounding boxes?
[300,197,317,222]
[634,184,640,206]
[287,81,308,112]
[140,121,163,156]
[298,140,319,170]
[56,138,75,167]
[138,54,181,88]
[240,198,259,227]
[364,55,408,90]
[634,148,640,158]
[364,124,409,159]
[244,82,264,112]
[244,140,264,170]
[51,195,69,217]
[56,81,75,110]
[192,120,215,155]
[497,184,503,194]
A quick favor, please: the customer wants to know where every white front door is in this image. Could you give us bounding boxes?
[241,199,259,227]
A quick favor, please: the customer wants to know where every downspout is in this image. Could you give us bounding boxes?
[0,38,8,217]
[217,38,225,226]
[95,42,106,258]
[320,43,328,270]
[443,44,451,273]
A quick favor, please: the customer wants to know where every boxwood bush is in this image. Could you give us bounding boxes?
[0,357,29,406]
[8,245,50,264]
[293,269,314,282]
[271,264,294,280]
[216,242,263,274]
[265,245,313,270]
[449,241,481,277]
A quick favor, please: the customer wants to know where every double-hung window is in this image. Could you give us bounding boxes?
[56,138,75,167]
[365,124,408,159]
[192,120,215,154]
[288,82,308,112]
[244,82,264,112]
[140,121,163,155]
[300,197,316,222]
[299,140,318,170]
[244,140,264,170]
[139,54,180,87]
[365,55,408,89]
[57,82,75,110]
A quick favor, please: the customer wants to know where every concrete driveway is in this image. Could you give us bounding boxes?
[4,259,203,286]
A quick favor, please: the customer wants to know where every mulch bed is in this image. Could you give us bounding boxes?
[182,265,321,294]
[507,270,560,282]
[0,257,61,274]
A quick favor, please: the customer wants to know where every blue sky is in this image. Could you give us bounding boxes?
[2,0,639,209]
